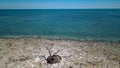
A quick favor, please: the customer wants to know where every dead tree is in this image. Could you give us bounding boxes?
[41,45,62,64]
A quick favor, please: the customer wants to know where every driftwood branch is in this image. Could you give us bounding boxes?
[44,44,62,64]
[39,54,47,61]
[38,48,47,61]
[44,45,53,56]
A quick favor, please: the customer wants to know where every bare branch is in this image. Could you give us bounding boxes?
[38,47,46,60]
[43,55,47,61]
[44,45,53,56]
[42,45,62,64]
[38,54,47,61]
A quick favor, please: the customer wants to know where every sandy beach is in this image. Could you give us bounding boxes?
[0,38,120,68]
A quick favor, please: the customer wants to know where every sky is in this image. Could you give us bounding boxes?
[0,0,120,9]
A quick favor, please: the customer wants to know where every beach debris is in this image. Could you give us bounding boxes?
[47,54,62,64]
[45,45,62,64]
[40,44,62,64]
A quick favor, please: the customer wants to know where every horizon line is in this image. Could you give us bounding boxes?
[0,8,120,10]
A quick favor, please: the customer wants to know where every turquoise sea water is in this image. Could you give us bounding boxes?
[0,9,120,41]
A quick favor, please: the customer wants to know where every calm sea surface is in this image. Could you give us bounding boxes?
[0,9,120,41]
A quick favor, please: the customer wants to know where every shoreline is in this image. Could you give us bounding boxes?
[0,36,120,43]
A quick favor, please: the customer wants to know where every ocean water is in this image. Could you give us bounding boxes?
[0,9,120,41]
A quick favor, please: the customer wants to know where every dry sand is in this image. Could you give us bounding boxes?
[0,38,120,68]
